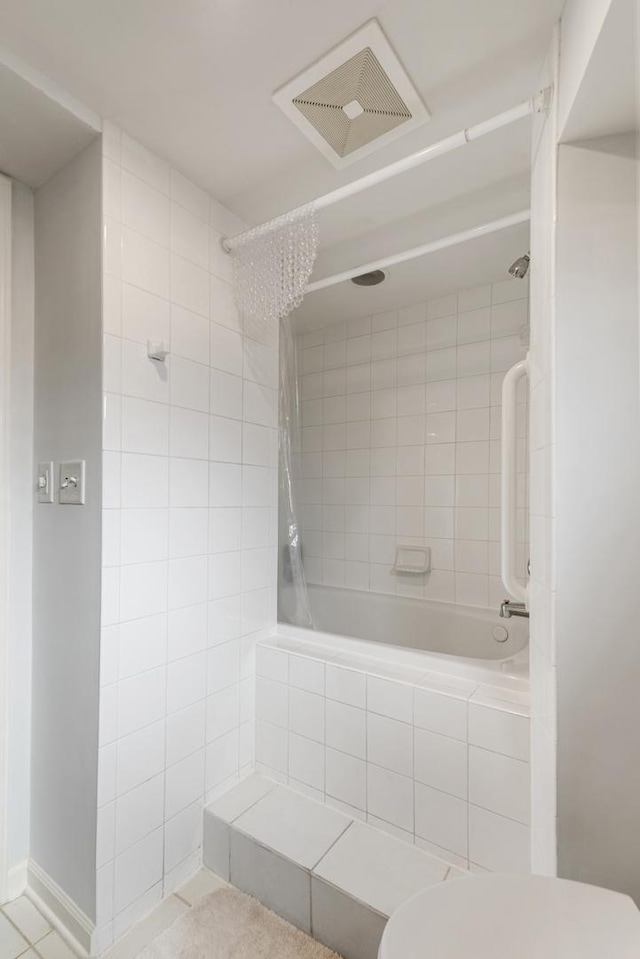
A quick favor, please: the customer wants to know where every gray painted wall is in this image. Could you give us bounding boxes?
[8,179,34,873]
[556,133,640,901]
[31,138,102,919]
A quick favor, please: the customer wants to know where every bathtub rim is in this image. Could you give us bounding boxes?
[271,621,530,693]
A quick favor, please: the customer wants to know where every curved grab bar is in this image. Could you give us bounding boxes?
[501,355,529,604]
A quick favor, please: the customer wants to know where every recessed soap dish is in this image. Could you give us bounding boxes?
[393,545,431,574]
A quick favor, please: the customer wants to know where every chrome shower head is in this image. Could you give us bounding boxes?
[508,252,530,279]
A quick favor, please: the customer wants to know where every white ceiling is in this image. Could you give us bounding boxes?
[560,0,637,143]
[0,0,560,330]
[294,219,530,332]
[0,61,97,187]
[0,0,563,220]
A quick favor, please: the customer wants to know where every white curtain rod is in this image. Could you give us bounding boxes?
[222,94,545,253]
[304,210,531,294]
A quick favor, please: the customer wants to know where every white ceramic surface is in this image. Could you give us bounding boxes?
[378,875,640,958]
[313,821,448,917]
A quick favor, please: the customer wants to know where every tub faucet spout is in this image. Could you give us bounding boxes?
[500,600,529,619]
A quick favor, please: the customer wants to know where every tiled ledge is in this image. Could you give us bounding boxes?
[204,775,465,959]
[253,633,531,874]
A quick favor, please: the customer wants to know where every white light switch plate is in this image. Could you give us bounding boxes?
[37,461,54,503]
[59,460,86,505]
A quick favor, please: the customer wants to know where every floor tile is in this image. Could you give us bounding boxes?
[104,895,187,959]
[112,882,163,943]
[33,932,76,959]
[0,914,29,959]
[205,773,276,824]
[233,785,351,868]
[2,899,50,945]
[313,821,447,917]
[175,868,227,906]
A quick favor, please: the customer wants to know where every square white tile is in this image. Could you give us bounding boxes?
[468,804,530,873]
[414,728,468,799]
[206,773,276,824]
[468,746,530,824]
[288,688,325,743]
[0,908,37,959]
[414,782,468,857]
[366,764,413,833]
[233,786,350,869]
[325,748,367,811]
[367,676,413,724]
[313,821,447,917]
[468,701,530,761]
[289,655,324,695]
[414,684,470,741]
[288,732,325,791]
[325,700,366,759]
[33,932,76,959]
[367,713,413,778]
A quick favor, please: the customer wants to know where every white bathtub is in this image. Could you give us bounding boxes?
[281,583,528,675]
[268,583,530,871]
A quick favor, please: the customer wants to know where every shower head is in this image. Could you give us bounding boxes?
[508,252,530,279]
[351,269,387,287]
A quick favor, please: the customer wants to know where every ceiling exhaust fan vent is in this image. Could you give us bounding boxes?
[273,20,430,169]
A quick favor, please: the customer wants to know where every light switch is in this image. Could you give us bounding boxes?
[37,462,54,503]
[59,460,86,505]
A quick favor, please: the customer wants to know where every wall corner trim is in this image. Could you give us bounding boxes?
[7,858,27,900]
[26,859,94,957]
[0,173,12,906]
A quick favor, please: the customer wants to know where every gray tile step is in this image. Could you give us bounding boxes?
[204,773,465,959]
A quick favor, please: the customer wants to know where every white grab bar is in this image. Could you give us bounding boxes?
[501,355,529,604]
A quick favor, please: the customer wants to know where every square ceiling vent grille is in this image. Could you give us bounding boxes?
[273,20,430,169]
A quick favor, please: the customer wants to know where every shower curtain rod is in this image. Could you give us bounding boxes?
[304,210,531,293]
[221,94,544,252]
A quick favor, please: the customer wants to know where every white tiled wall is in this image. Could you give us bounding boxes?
[96,124,278,947]
[293,280,529,610]
[255,638,531,874]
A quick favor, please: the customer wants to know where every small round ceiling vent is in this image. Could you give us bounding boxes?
[351,269,386,287]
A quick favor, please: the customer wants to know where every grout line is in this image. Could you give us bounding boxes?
[171,892,193,908]
[309,820,354,874]
[1,911,39,950]
[2,906,56,959]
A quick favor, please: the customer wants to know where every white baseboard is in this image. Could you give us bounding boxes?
[7,859,28,900]
[26,859,95,957]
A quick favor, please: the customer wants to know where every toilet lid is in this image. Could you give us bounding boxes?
[378,874,640,959]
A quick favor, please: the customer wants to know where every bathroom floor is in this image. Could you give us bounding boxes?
[110,869,341,959]
[133,882,340,959]
[1,870,340,959]
[0,895,76,959]
[104,871,228,959]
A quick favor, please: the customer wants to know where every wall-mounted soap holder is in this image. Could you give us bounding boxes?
[393,545,431,574]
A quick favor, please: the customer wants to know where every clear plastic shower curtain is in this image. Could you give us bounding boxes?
[278,315,314,628]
